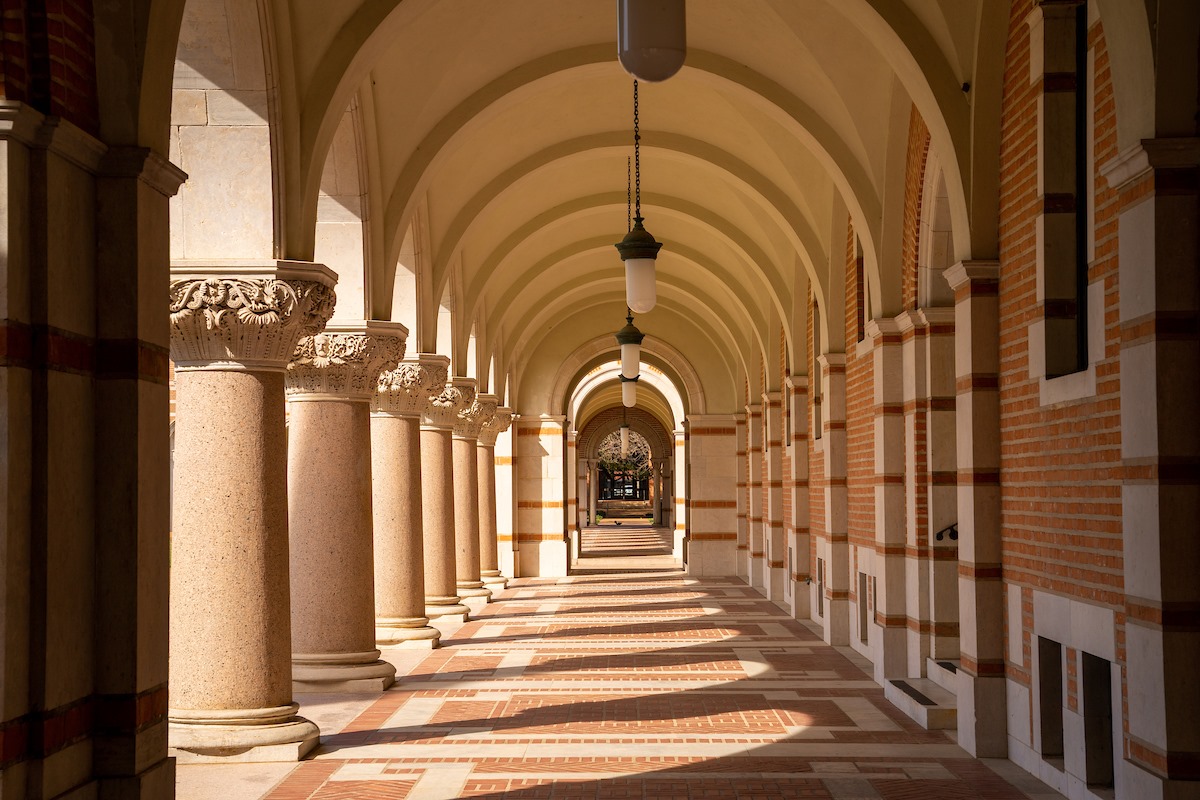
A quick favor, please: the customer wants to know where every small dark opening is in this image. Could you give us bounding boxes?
[1038,637,1065,763]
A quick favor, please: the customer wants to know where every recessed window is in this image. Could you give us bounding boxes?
[1038,637,1064,764]
[1082,652,1114,788]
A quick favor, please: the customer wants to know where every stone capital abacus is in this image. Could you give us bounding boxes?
[422,376,476,430]
[169,261,338,371]
[374,354,450,416]
[286,321,407,401]
[478,406,513,447]
[454,393,498,440]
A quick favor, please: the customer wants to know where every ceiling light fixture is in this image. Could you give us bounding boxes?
[615,309,645,380]
[615,79,661,314]
[617,0,686,83]
[621,374,638,408]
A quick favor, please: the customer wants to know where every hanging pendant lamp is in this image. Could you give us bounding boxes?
[620,407,631,459]
[615,310,645,380]
[615,80,661,314]
[617,0,686,83]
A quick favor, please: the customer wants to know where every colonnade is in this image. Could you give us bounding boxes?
[166,264,512,762]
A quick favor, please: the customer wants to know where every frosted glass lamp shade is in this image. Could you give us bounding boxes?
[615,217,661,315]
[622,380,637,408]
[617,0,686,82]
[625,259,657,314]
[620,426,630,458]
[620,342,640,379]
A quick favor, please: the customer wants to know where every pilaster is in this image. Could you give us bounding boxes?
[818,353,849,645]
[684,415,739,576]
[946,260,1006,757]
[746,404,765,588]
[514,415,569,577]
[762,392,786,602]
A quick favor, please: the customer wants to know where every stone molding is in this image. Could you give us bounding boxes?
[169,262,337,371]
[374,354,450,416]
[479,406,513,447]
[456,393,498,440]
[422,377,476,430]
[286,321,407,401]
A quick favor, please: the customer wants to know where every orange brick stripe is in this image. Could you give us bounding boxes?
[0,320,168,384]
[518,501,563,508]
[690,427,735,436]
[690,500,736,509]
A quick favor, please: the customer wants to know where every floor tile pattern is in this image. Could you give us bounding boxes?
[227,528,1062,800]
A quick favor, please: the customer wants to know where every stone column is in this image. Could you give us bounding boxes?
[453,389,495,607]
[674,428,687,559]
[479,407,513,589]
[371,355,447,648]
[746,404,765,588]
[588,460,599,525]
[286,321,405,692]
[422,375,474,622]
[684,416,739,576]
[867,318,906,680]
[819,353,850,645]
[515,415,570,577]
[763,392,786,601]
[735,414,749,577]
[786,376,812,620]
[945,261,1005,756]
[168,263,335,761]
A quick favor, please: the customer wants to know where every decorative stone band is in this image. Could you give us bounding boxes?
[422,376,476,430]
[454,393,498,439]
[374,354,450,416]
[479,406,514,447]
[286,321,408,401]
[168,261,338,371]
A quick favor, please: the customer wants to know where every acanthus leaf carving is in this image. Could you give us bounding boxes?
[286,331,406,399]
[374,360,449,415]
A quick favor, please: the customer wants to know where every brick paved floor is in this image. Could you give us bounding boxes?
[179,528,1061,800]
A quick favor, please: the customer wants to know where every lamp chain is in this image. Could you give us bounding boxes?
[633,79,641,218]
[627,157,631,233]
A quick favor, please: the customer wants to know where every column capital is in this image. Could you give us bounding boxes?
[286,321,407,402]
[422,376,475,430]
[169,261,337,371]
[944,260,1000,294]
[374,353,449,416]
[455,392,498,440]
[479,406,513,446]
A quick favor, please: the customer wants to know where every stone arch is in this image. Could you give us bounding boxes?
[552,335,704,419]
[916,152,956,308]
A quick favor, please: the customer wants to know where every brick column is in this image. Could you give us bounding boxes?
[867,319,906,679]
[946,260,1005,757]
[746,404,765,588]
[1102,138,1200,795]
[735,413,749,578]
[819,353,849,645]
[786,377,812,619]
[763,392,786,601]
[684,415,738,575]
[514,415,568,577]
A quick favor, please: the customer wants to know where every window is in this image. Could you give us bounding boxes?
[817,558,825,617]
[1082,652,1114,788]
[858,572,869,644]
[1038,637,1065,764]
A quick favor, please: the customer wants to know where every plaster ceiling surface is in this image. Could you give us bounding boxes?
[180,0,987,415]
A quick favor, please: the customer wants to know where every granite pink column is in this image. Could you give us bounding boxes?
[421,376,474,623]
[168,263,335,761]
[453,389,496,606]
[371,355,447,647]
[478,407,513,589]
[286,321,406,691]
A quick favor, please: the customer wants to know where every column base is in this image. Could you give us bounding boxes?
[481,571,508,589]
[377,617,442,648]
[168,704,320,764]
[292,650,397,693]
[458,583,492,600]
[425,598,471,623]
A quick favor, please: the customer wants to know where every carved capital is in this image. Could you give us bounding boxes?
[286,322,407,400]
[169,262,337,370]
[374,353,450,416]
[422,377,475,429]
[478,406,513,446]
[454,393,498,439]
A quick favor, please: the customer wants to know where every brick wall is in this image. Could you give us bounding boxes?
[998,0,1124,676]
[902,108,931,310]
[0,0,99,135]
[845,222,874,553]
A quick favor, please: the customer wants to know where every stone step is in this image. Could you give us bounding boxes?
[926,657,961,695]
[885,677,958,730]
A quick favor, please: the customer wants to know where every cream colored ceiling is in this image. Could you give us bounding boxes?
[176,0,1001,416]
